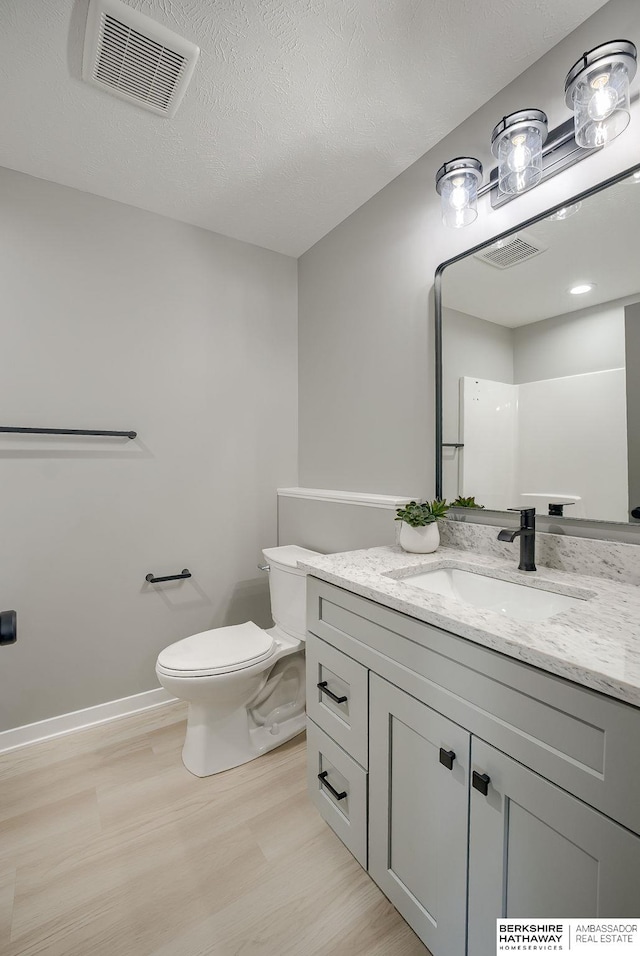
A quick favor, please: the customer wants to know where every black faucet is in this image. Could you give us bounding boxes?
[548,502,575,517]
[498,507,536,572]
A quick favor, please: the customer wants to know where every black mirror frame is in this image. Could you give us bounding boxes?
[434,161,640,524]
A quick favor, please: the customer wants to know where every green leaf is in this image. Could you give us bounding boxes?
[395,498,450,528]
[451,495,485,509]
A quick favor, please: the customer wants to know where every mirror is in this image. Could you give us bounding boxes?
[436,166,640,525]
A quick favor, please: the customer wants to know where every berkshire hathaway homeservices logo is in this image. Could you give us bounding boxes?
[497,920,639,952]
[497,922,566,950]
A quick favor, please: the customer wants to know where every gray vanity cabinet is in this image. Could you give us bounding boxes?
[306,576,640,956]
[368,674,470,956]
[467,738,640,956]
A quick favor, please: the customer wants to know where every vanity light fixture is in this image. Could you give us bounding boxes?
[435,158,483,228]
[569,282,595,295]
[435,38,637,227]
[491,110,548,195]
[565,41,637,148]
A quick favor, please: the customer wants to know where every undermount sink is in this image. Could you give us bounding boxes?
[401,567,587,623]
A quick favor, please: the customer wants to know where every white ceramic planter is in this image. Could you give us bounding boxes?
[398,521,440,554]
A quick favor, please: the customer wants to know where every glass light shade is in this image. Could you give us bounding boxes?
[572,61,630,146]
[545,202,582,221]
[565,41,637,149]
[491,111,547,196]
[439,172,479,227]
[435,159,482,229]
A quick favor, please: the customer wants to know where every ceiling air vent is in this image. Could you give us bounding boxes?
[82,0,199,117]
[474,233,548,270]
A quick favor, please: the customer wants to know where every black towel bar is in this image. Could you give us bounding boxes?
[145,569,191,584]
[0,427,136,439]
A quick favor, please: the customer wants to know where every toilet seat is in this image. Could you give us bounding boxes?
[156,622,275,678]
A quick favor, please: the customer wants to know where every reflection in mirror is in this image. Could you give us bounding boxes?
[439,168,640,524]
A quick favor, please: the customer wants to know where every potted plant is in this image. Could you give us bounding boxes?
[395,499,449,553]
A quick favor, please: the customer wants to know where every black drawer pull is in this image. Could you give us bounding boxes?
[317,681,348,704]
[439,748,456,771]
[472,771,491,796]
[318,770,347,801]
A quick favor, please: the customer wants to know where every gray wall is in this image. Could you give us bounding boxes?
[298,0,640,500]
[442,300,627,401]
[442,307,514,429]
[0,167,298,732]
[626,302,640,522]
[513,303,626,384]
[278,498,398,554]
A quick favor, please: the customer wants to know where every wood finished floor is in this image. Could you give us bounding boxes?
[0,703,431,956]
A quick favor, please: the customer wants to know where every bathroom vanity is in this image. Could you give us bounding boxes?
[301,545,640,956]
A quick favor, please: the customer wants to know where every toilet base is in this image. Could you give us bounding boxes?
[182,700,305,777]
[157,629,308,778]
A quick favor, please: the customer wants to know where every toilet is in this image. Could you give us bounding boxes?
[155,545,320,777]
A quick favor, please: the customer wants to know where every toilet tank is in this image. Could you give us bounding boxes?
[262,545,321,641]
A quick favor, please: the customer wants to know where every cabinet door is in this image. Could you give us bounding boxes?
[369,674,470,956]
[468,737,640,956]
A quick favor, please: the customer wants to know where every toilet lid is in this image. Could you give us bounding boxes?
[157,622,274,676]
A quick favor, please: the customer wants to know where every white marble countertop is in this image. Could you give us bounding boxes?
[299,545,640,708]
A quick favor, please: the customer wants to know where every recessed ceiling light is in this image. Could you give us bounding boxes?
[546,202,582,221]
[569,283,595,295]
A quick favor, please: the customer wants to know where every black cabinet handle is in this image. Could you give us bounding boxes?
[439,748,456,771]
[472,771,491,796]
[317,680,348,704]
[318,770,347,801]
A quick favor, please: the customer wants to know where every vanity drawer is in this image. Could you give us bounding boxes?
[306,718,367,868]
[306,634,369,768]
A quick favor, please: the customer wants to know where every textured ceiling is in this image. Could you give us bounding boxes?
[442,173,640,325]
[0,0,610,256]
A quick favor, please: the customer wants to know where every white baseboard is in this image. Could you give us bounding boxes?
[0,687,178,755]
